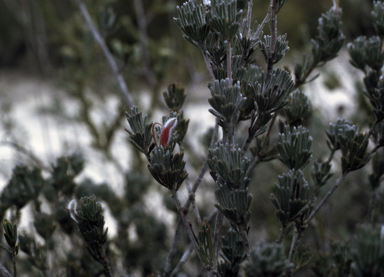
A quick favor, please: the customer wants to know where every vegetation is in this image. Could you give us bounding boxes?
[1,0,384,276]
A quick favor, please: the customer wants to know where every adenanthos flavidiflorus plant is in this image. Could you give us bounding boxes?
[2,0,384,276]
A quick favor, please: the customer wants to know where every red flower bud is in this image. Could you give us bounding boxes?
[152,118,178,148]
[159,118,178,147]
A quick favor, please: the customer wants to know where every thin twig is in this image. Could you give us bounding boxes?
[170,244,194,277]
[276,225,287,244]
[171,189,202,264]
[179,142,202,226]
[165,120,219,275]
[253,12,270,41]
[184,119,219,206]
[266,0,278,83]
[205,208,219,223]
[361,119,379,147]
[306,172,348,223]
[0,263,12,277]
[75,0,134,108]
[188,118,219,197]
[133,0,157,87]
[201,49,217,82]
[246,0,253,38]
[164,218,184,277]
[0,141,48,170]
[269,0,278,54]
[245,155,259,177]
[287,230,303,276]
[169,209,219,277]
[368,143,382,157]
[326,148,336,164]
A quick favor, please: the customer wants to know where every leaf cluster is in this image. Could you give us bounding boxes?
[270,170,312,231]
[0,165,43,214]
[147,147,188,191]
[198,222,214,269]
[77,196,109,262]
[125,106,153,155]
[208,143,250,189]
[208,78,246,123]
[214,179,252,231]
[295,8,345,86]
[0,219,18,256]
[277,125,313,171]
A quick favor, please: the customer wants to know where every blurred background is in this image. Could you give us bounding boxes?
[0,0,382,276]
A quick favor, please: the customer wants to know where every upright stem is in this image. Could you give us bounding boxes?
[12,251,16,277]
[269,0,278,54]
[226,121,235,151]
[246,0,253,38]
[75,0,134,108]
[226,40,233,86]
[266,0,278,83]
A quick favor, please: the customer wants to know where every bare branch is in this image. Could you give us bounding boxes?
[133,0,157,87]
[307,172,347,223]
[164,218,184,277]
[0,141,48,170]
[0,263,12,277]
[170,244,194,277]
[75,0,134,108]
